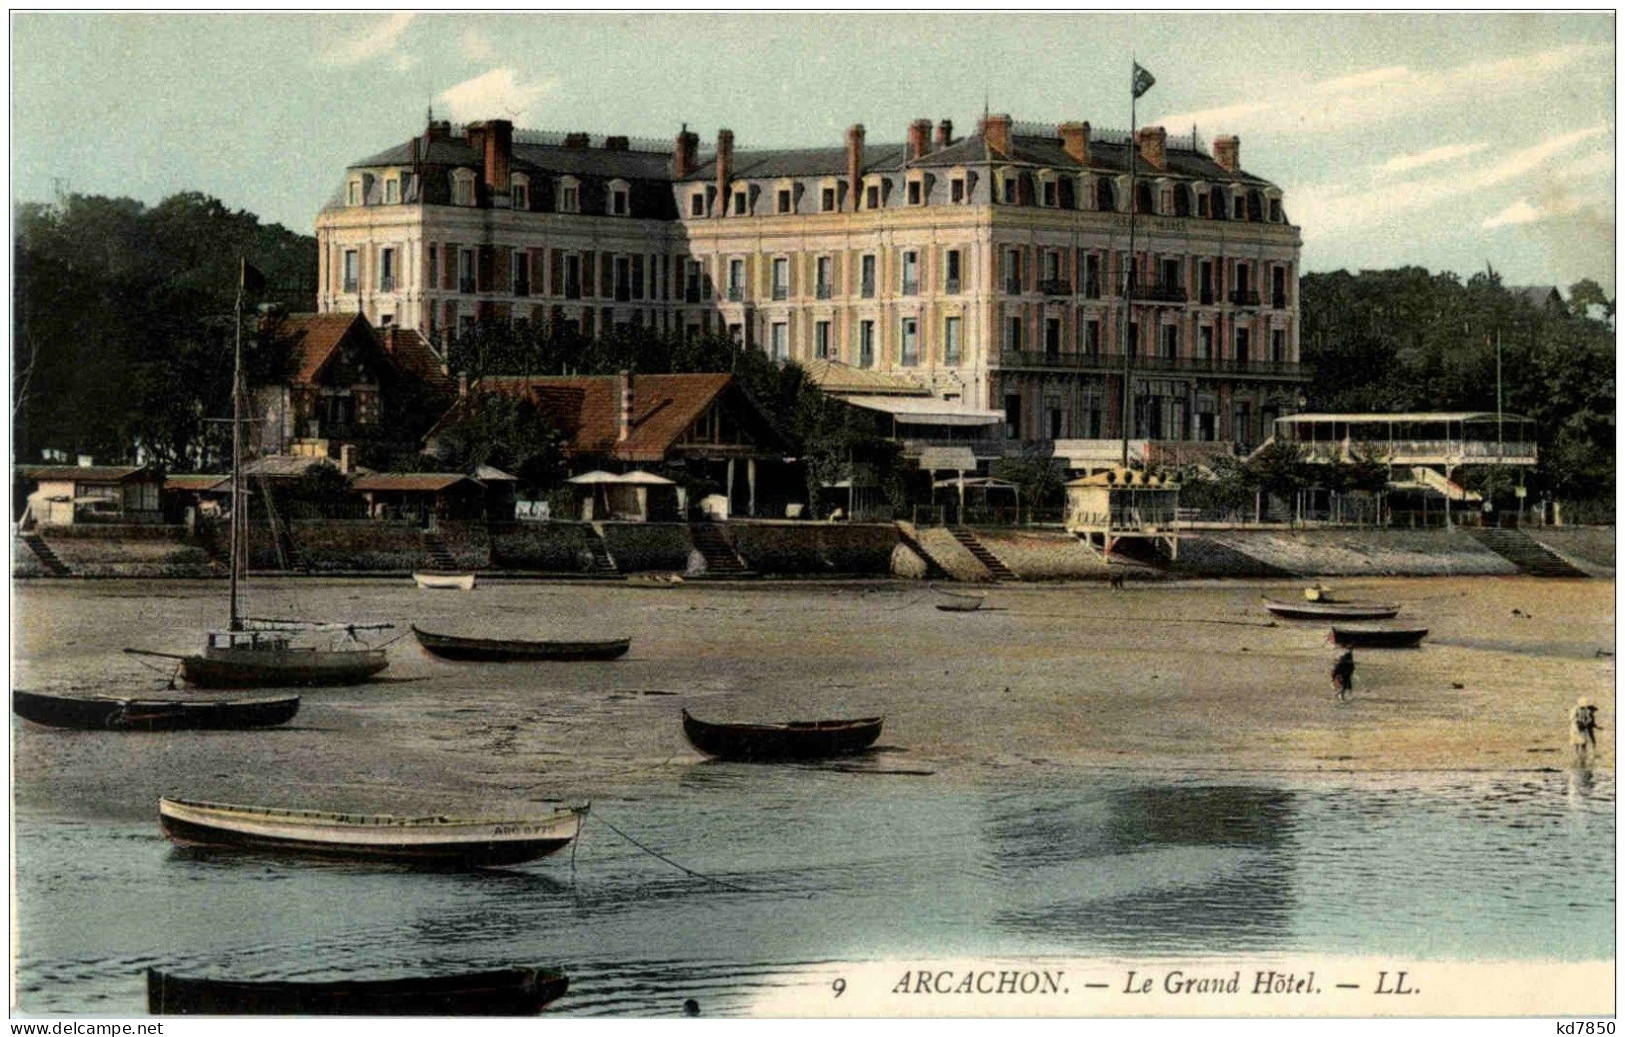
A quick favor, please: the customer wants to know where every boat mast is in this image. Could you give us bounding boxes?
[230,260,245,632]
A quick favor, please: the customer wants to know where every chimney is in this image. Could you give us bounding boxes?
[1136,126,1167,170]
[980,113,1012,157]
[563,132,590,149]
[618,370,634,442]
[468,119,513,191]
[674,124,699,178]
[426,120,451,142]
[1060,121,1090,165]
[339,444,355,475]
[846,124,865,210]
[1213,135,1240,173]
[936,119,953,149]
[604,135,629,152]
[716,129,735,215]
[907,118,932,161]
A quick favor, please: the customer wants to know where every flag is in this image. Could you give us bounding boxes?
[1133,62,1156,99]
[239,258,267,295]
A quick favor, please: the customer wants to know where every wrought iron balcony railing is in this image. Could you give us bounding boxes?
[771,285,789,301]
[1230,288,1262,307]
[728,286,745,302]
[815,283,833,299]
[1040,278,1073,296]
[901,279,919,296]
[998,349,1308,380]
[945,277,962,295]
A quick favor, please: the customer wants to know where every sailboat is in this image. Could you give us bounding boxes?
[126,261,391,689]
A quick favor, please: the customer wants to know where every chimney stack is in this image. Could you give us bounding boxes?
[1136,126,1167,171]
[674,124,699,179]
[1060,121,1090,165]
[980,113,1012,157]
[468,119,513,192]
[716,129,735,215]
[907,118,932,161]
[936,119,953,150]
[846,124,865,210]
[618,370,634,442]
[604,135,629,151]
[563,132,590,149]
[1213,135,1240,174]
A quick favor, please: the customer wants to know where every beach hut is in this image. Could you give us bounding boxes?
[566,470,680,522]
[1065,467,1181,559]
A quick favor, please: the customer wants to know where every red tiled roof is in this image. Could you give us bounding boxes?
[351,473,479,493]
[164,474,230,492]
[374,325,457,397]
[17,465,153,482]
[435,373,738,463]
[281,313,366,385]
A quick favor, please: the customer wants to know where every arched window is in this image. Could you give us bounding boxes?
[557,176,580,213]
[1096,179,1116,212]
[1135,182,1154,215]
[607,178,631,216]
[1209,186,1228,220]
[1174,184,1193,217]
[451,169,476,207]
[510,174,530,210]
[1246,189,1263,222]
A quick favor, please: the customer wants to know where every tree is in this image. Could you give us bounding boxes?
[1568,278,1614,323]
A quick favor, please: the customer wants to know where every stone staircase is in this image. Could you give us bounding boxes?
[949,527,1018,581]
[422,532,458,572]
[689,523,752,578]
[1468,528,1590,578]
[894,523,951,580]
[20,533,72,576]
[584,524,619,575]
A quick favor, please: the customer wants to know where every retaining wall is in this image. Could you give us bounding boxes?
[721,521,898,575]
[1178,529,1519,578]
[599,523,695,573]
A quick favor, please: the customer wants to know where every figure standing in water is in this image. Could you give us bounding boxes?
[1331,649,1356,701]
[1570,697,1601,767]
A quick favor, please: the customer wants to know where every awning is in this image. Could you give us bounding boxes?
[917,446,979,471]
[567,469,675,486]
[841,395,1005,427]
[932,476,1019,490]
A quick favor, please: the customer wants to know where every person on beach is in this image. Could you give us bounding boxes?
[1570,697,1601,766]
[1331,649,1356,700]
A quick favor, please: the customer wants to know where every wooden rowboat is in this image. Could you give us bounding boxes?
[147,965,568,1015]
[158,796,585,867]
[682,708,884,762]
[411,625,631,662]
[1262,597,1400,621]
[12,689,299,731]
[1330,626,1429,649]
[934,592,985,612]
[414,572,477,591]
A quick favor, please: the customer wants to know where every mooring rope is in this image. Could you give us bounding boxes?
[589,811,801,897]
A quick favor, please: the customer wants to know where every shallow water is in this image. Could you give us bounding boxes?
[14,768,1614,1016]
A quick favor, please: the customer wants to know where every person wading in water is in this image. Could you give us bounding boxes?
[1331,649,1356,701]
[1570,697,1601,767]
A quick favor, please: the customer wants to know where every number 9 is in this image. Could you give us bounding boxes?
[832,978,846,998]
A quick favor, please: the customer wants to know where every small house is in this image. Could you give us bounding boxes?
[17,464,164,527]
[350,473,487,526]
[1064,467,1181,558]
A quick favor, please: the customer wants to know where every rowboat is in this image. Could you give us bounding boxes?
[1262,597,1400,621]
[1330,626,1429,649]
[147,965,569,1015]
[158,796,585,867]
[934,591,985,613]
[12,689,299,731]
[682,708,884,761]
[413,572,477,591]
[411,625,631,662]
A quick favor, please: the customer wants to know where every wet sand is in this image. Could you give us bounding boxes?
[11,576,1614,821]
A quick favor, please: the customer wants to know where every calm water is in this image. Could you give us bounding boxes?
[14,768,1615,1016]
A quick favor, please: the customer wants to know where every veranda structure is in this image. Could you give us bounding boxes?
[1064,468,1181,559]
[1271,412,1537,469]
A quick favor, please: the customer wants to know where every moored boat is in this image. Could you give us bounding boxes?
[1330,625,1429,649]
[413,571,477,591]
[157,796,585,867]
[681,708,884,761]
[147,965,569,1015]
[12,689,299,731]
[934,591,985,612]
[1262,597,1401,621]
[411,625,630,662]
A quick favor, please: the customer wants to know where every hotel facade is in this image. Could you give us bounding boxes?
[316,113,1306,464]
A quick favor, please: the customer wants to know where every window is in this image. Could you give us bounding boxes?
[1270,198,1283,223]
[453,170,476,207]
[945,250,962,294]
[1042,179,1057,207]
[728,258,745,301]
[614,256,632,301]
[1129,320,1140,355]
[816,256,832,299]
[777,189,792,214]
[512,252,530,297]
[347,179,362,206]
[865,184,880,210]
[1161,323,1178,358]
[1003,248,1022,294]
[1097,179,1116,211]
[1232,195,1245,219]
[1044,317,1061,356]
[691,192,706,217]
[1272,328,1286,363]
[379,248,396,292]
[428,246,439,289]
[1199,325,1214,360]
[944,316,962,365]
[1085,254,1101,298]
[385,178,399,205]
[564,254,581,299]
[1235,327,1251,364]
[951,177,965,203]
[859,320,876,368]
[1004,394,1021,439]
[558,178,579,213]
[342,250,358,292]
[1001,176,1018,204]
[1198,191,1211,217]
[733,191,747,216]
[1199,260,1215,304]
[821,186,836,212]
[684,260,702,302]
[511,177,528,210]
[1048,406,1064,440]
[860,254,876,298]
[609,183,630,216]
[770,322,788,362]
[1272,265,1288,309]
[772,258,789,300]
[901,251,919,295]
[459,249,477,294]
[1085,318,1101,354]
[815,320,832,359]
[1044,250,1061,282]
[900,317,919,366]
[1004,315,1023,351]
[907,180,922,205]
[728,323,744,344]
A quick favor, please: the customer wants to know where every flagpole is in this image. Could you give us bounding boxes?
[230,259,245,632]
[1120,62,1140,469]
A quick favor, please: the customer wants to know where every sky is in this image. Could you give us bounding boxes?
[9,11,1616,290]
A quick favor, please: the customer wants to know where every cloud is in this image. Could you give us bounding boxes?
[437,68,559,123]
[320,13,415,67]
[461,29,495,62]
[1380,142,1489,174]
[1482,199,1542,229]
[1160,43,1609,137]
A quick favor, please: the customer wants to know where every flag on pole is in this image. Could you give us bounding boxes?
[1133,62,1156,98]
[239,258,267,295]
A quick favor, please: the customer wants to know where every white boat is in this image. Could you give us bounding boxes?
[413,572,477,591]
[158,796,585,867]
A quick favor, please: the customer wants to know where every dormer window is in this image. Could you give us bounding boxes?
[347,178,363,206]
[451,169,476,207]
[557,176,580,213]
[690,191,706,217]
[511,174,529,210]
[865,184,880,210]
[733,189,748,216]
[997,170,1018,205]
[821,186,836,212]
[608,179,630,216]
[907,180,922,206]
[776,188,792,214]
[384,176,399,205]
[951,176,965,203]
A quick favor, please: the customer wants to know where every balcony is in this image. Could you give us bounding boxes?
[379,275,396,293]
[901,279,919,296]
[1198,287,1217,305]
[998,349,1308,380]
[1230,288,1262,307]
[815,283,832,300]
[342,278,358,293]
[684,287,702,304]
[459,277,477,295]
[861,279,876,299]
[945,277,961,295]
[1140,281,1187,304]
[1040,278,1073,296]
[771,285,789,301]
[1272,293,1289,310]
[1005,278,1023,295]
[728,286,745,302]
